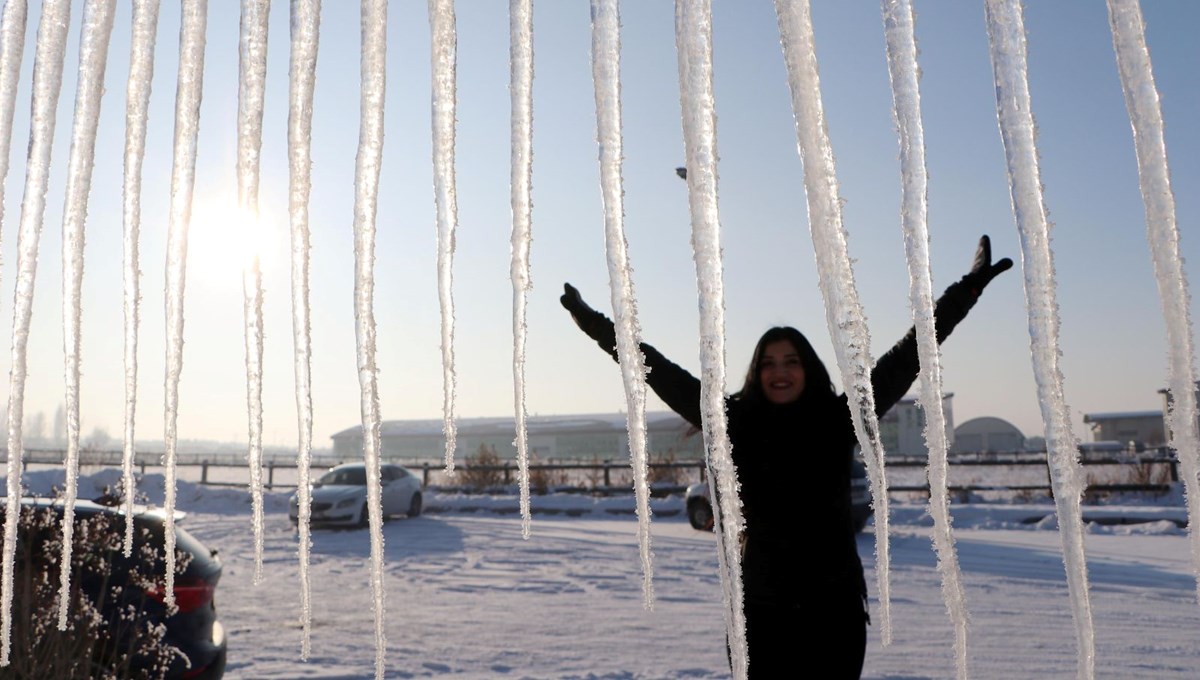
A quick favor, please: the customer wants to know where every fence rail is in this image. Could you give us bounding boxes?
[14,447,1184,498]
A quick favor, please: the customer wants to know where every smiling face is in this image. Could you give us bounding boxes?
[758,339,806,404]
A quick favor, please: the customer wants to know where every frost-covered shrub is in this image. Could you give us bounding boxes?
[0,504,181,680]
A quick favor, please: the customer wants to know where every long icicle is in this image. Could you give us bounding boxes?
[237,0,270,587]
[429,0,459,475]
[880,0,969,673]
[774,0,895,643]
[354,1,389,677]
[0,0,72,664]
[674,1,746,675]
[508,0,534,539]
[1106,0,1200,604]
[163,0,209,611]
[288,0,321,659]
[983,1,1093,677]
[0,0,28,292]
[589,0,656,610]
[56,0,117,631]
[121,0,161,558]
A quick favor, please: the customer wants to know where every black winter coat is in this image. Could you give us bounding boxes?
[598,280,980,608]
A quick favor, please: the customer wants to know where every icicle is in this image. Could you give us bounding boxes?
[773,0,895,643]
[428,0,459,474]
[237,0,270,587]
[674,1,746,675]
[508,0,534,539]
[0,0,27,275]
[983,1,1093,677]
[0,0,72,664]
[121,0,161,558]
[1106,0,1200,605]
[163,0,208,612]
[288,0,321,660]
[589,0,656,610]
[354,1,389,677]
[880,0,969,672]
[56,0,117,631]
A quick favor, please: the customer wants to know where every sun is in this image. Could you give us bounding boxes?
[186,200,277,287]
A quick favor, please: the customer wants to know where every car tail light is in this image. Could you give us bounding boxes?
[146,576,215,613]
[181,662,213,679]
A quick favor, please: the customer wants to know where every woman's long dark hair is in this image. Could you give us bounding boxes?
[735,326,835,405]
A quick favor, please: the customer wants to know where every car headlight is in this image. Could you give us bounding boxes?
[335,498,358,509]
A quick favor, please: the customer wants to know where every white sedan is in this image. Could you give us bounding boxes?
[289,462,423,528]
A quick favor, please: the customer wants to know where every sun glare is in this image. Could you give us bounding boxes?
[186,201,276,286]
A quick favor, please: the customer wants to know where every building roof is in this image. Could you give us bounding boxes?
[330,411,694,441]
[1081,411,1163,422]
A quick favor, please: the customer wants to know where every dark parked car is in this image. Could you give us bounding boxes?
[685,457,873,533]
[3,497,226,679]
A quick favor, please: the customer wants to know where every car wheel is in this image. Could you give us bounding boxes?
[358,502,370,528]
[407,492,423,518]
[687,497,714,531]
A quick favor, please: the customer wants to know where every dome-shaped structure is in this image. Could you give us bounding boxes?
[951,416,1025,455]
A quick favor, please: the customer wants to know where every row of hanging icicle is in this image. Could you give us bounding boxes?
[0,2,1194,680]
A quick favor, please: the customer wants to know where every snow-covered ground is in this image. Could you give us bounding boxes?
[15,469,1200,678]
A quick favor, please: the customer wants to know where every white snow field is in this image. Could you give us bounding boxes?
[15,469,1200,679]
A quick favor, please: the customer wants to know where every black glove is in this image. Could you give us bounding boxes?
[958,235,1013,296]
[561,283,618,356]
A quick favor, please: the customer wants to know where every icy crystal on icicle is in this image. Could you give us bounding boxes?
[774,0,895,643]
[288,0,321,659]
[354,1,389,677]
[56,0,117,630]
[880,0,969,673]
[121,0,161,558]
[589,0,656,609]
[1106,0,1200,605]
[238,0,270,586]
[0,0,71,664]
[163,0,208,611]
[429,0,459,474]
[673,0,746,676]
[509,0,534,538]
[983,1,1094,677]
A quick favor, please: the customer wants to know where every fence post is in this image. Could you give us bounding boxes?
[201,460,208,485]
[604,460,611,487]
[267,461,275,489]
[423,462,430,486]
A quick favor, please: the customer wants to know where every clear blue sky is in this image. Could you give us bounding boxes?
[0,1,1196,451]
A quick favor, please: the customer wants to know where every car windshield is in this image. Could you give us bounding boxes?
[318,467,366,486]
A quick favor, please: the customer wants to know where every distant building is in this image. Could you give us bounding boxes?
[950,416,1025,455]
[878,394,954,457]
[330,412,704,462]
[1081,411,1165,448]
